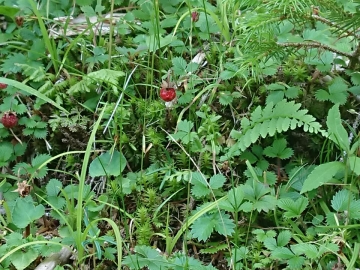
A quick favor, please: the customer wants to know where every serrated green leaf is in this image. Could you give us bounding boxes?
[12,197,45,228]
[209,174,226,189]
[287,255,305,269]
[219,186,244,212]
[213,211,235,236]
[264,237,277,250]
[191,172,210,198]
[219,91,233,105]
[277,196,308,218]
[177,119,194,132]
[46,179,62,197]
[351,72,360,85]
[172,57,187,76]
[301,162,345,193]
[190,214,214,242]
[277,230,292,247]
[331,189,351,212]
[270,247,294,260]
[315,89,330,101]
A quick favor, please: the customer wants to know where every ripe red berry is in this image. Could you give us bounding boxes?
[1,112,18,128]
[160,88,176,102]
[0,83,7,89]
[191,11,199,22]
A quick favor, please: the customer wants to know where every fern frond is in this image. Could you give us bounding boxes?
[231,100,327,151]
[67,69,125,95]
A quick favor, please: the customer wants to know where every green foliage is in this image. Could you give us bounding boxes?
[89,150,127,177]
[190,210,235,242]
[229,100,326,154]
[12,154,51,179]
[277,196,309,219]
[190,172,226,198]
[3,0,360,268]
[67,69,125,95]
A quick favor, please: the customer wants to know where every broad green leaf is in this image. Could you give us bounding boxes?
[209,174,226,189]
[191,214,214,242]
[0,6,20,20]
[213,211,235,236]
[191,172,209,198]
[264,237,277,250]
[12,197,45,228]
[219,186,244,212]
[300,162,345,194]
[326,104,349,151]
[331,189,351,212]
[89,150,127,177]
[348,156,360,175]
[10,248,38,270]
[270,247,294,260]
[122,245,170,270]
[277,196,309,218]
[172,57,187,76]
[277,230,292,247]
[287,255,305,269]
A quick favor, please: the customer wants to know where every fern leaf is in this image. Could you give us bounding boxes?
[232,100,327,151]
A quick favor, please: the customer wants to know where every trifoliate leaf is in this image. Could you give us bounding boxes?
[219,186,244,212]
[263,138,293,159]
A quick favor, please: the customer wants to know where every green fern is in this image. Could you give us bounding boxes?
[230,100,327,152]
[67,69,125,95]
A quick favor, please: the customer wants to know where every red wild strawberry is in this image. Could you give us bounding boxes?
[1,112,18,128]
[0,83,7,89]
[160,87,176,102]
[191,11,199,22]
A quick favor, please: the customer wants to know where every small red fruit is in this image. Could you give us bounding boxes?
[191,11,199,22]
[160,87,176,102]
[0,83,7,89]
[1,112,18,128]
